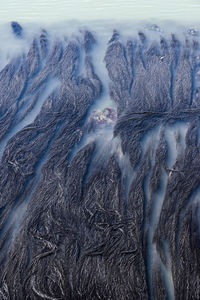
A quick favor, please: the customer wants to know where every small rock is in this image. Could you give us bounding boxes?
[11,22,23,38]
[188,29,198,36]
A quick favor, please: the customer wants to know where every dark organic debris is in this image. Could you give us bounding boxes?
[0,25,199,300]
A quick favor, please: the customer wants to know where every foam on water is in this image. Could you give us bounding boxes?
[0,18,198,298]
[147,169,168,298]
[0,19,199,74]
[165,122,188,169]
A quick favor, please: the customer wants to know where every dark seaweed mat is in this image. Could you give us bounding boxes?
[0,24,200,299]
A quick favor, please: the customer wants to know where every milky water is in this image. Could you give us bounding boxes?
[0,2,198,297]
[165,122,188,169]
[0,78,60,162]
[1,0,200,24]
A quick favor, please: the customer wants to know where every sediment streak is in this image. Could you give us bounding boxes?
[0,22,199,300]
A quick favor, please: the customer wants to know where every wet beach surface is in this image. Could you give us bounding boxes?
[0,22,200,299]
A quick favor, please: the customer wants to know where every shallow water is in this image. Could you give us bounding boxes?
[0,78,60,162]
[0,7,199,299]
[1,0,200,24]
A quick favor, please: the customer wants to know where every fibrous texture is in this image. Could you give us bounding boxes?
[0,23,200,300]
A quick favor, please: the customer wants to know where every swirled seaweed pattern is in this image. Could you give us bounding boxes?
[0,25,200,300]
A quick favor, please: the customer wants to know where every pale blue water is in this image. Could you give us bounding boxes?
[0,0,200,23]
